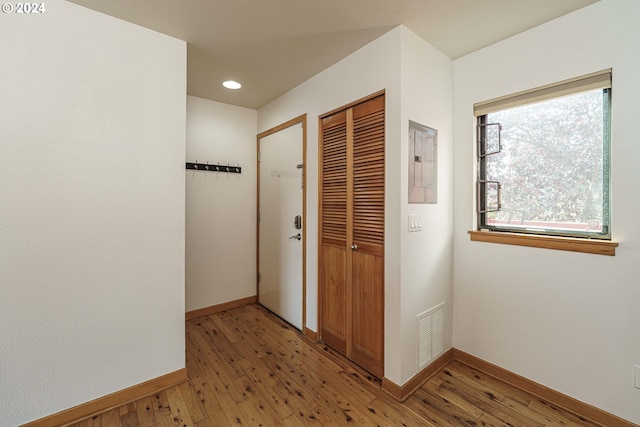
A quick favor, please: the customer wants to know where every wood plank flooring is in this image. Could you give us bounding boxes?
[67,304,604,427]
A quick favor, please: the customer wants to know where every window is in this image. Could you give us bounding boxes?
[475,69,612,240]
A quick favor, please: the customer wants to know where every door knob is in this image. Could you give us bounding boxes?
[351,243,358,250]
[289,233,302,241]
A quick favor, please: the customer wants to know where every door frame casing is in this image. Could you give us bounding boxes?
[256,114,307,331]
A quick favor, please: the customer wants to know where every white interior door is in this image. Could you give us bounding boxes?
[258,122,303,330]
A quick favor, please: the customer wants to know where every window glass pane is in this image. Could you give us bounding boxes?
[483,89,608,235]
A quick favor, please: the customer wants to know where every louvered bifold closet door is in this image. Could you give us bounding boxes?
[350,95,384,378]
[319,110,348,354]
[319,92,385,379]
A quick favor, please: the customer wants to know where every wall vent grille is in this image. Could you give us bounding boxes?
[417,302,445,369]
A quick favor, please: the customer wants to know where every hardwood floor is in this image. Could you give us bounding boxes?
[67,304,605,427]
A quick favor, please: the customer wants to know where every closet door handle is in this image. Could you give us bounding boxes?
[351,243,358,250]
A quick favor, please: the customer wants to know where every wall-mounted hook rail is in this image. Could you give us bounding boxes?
[186,162,241,174]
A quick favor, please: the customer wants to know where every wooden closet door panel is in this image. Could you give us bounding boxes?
[320,244,347,354]
[320,111,348,352]
[351,251,384,378]
[350,95,385,377]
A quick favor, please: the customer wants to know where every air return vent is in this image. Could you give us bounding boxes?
[417,302,445,369]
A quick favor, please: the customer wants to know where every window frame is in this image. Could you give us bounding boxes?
[472,69,616,254]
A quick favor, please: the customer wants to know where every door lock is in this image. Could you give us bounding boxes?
[289,233,302,241]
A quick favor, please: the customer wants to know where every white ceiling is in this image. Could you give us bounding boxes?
[69,0,598,109]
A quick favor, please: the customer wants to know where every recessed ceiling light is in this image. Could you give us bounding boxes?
[223,80,242,90]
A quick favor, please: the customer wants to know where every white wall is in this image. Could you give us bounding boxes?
[399,29,453,384]
[0,2,186,425]
[259,26,454,386]
[186,96,257,311]
[452,0,640,423]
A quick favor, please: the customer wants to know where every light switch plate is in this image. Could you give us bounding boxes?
[635,365,640,389]
[408,214,422,232]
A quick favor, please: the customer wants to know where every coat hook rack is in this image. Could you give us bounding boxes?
[186,162,241,174]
